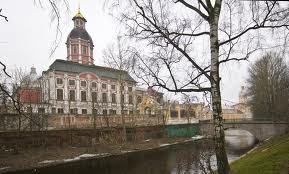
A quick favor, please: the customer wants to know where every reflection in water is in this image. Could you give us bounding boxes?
[22,140,242,174]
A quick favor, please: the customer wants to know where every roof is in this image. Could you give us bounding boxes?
[46,59,136,82]
[72,8,87,22]
[67,27,93,45]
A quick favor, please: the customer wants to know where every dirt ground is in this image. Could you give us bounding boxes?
[0,137,192,173]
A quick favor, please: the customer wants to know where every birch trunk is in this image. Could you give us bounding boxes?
[209,0,230,173]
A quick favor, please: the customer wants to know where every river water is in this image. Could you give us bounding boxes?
[20,140,245,174]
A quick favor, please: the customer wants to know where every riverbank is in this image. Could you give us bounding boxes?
[231,133,289,174]
[0,136,204,173]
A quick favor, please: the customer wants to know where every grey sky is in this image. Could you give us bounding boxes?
[0,0,258,105]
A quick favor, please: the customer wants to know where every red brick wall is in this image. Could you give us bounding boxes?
[19,88,41,104]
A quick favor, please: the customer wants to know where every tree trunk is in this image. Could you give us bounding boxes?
[209,1,230,173]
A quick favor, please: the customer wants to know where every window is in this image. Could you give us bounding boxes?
[81,91,87,101]
[102,83,107,89]
[170,110,178,118]
[110,109,116,115]
[57,108,64,114]
[82,45,88,55]
[157,97,161,103]
[70,108,78,114]
[111,85,116,90]
[92,109,98,115]
[38,108,45,114]
[82,109,87,115]
[69,90,75,101]
[137,96,142,104]
[69,80,75,86]
[91,82,97,88]
[27,107,32,113]
[121,85,125,91]
[128,87,133,92]
[129,95,133,104]
[129,110,133,115]
[122,110,128,115]
[103,109,107,115]
[111,93,116,103]
[102,93,107,103]
[72,45,78,54]
[81,81,86,87]
[52,108,56,114]
[121,94,125,103]
[92,92,97,102]
[57,89,63,100]
[56,78,63,85]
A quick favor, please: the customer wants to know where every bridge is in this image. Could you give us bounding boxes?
[199,120,289,141]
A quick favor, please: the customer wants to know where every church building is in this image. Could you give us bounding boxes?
[39,9,137,115]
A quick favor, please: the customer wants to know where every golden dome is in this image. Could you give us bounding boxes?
[73,7,86,21]
[75,7,84,18]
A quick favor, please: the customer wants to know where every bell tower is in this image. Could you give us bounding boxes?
[66,8,94,65]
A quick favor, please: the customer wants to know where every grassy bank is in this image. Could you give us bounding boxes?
[231,133,289,174]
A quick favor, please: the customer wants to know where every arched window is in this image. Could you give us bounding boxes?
[145,107,151,115]
[137,96,142,104]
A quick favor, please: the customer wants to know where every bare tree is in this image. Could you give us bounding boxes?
[106,1,289,173]
[0,0,69,125]
[182,94,196,124]
[103,36,137,142]
[247,52,289,121]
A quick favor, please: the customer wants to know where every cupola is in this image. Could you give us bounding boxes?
[66,8,94,65]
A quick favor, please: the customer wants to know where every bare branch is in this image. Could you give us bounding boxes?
[0,61,11,77]
[175,0,209,21]
[0,9,8,22]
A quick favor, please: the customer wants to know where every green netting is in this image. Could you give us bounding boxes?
[166,124,199,138]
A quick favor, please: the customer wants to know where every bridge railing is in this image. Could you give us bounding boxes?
[199,117,289,124]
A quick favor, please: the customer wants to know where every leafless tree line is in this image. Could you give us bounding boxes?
[247,52,289,121]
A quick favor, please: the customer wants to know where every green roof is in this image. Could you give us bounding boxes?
[47,59,136,82]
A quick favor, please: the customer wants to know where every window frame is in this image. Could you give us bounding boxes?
[57,108,64,114]
[128,86,133,92]
[56,78,63,85]
[81,91,87,101]
[102,83,107,89]
[56,89,63,100]
[69,90,76,101]
[91,82,97,88]
[72,44,78,54]
[111,84,116,90]
[69,79,75,86]
[82,109,87,115]
[111,93,116,103]
[129,95,133,104]
[102,93,107,103]
[91,91,98,102]
[81,80,87,87]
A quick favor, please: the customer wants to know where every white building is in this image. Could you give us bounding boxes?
[39,9,137,115]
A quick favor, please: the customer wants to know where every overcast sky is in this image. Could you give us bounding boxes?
[0,0,257,105]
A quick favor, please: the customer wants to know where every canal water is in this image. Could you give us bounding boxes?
[12,140,245,174]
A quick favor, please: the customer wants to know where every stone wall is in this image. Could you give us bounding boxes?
[0,126,167,149]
